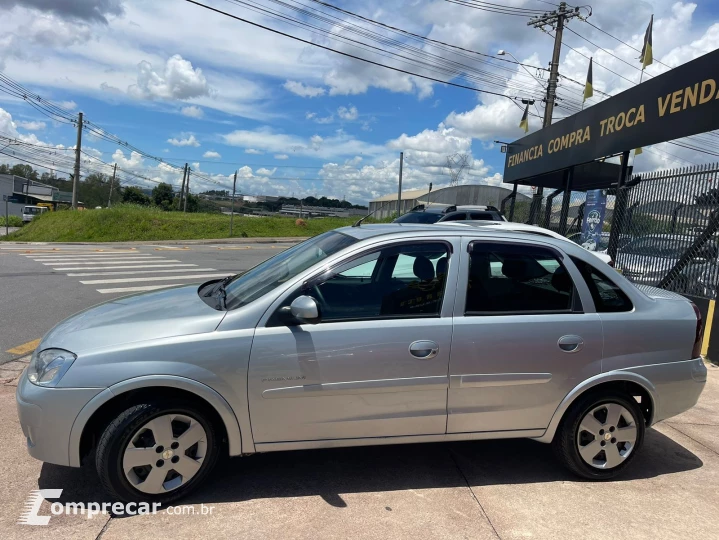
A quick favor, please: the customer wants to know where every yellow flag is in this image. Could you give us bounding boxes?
[583,57,593,102]
[639,15,653,70]
[519,104,529,133]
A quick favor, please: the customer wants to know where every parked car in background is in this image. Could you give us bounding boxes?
[393,204,506,224]
[446,221,614,265]
[22,205,48,223]
[617,234,719,297]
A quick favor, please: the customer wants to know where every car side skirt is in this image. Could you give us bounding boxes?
[253,429,545,452]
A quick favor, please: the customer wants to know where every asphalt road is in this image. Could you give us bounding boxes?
[0,241,297,364]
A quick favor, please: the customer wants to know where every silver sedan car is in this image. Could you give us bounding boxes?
[17,224,707,503]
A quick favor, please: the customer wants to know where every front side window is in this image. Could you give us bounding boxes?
[570,257,633,312]
[223,231,357,309]
[466,242,575,315]
[394,212,443,224]
[289,242,451,322]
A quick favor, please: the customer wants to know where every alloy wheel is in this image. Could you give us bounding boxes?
[576,402,638,469]
[122,413,208,494]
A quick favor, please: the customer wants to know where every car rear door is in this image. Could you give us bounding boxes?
[248,237,459,444]
[447,237,603,434]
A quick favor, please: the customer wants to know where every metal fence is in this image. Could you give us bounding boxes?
[610,164,719,299]
[504,163,719,300]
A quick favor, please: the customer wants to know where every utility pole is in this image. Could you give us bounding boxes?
[230,170,237,237]
[107,163,117,207]
[184,168,190,212]
[396,151,404,217]
[527,2,581,223]
[178,163,188,210]
[72,112,83,210]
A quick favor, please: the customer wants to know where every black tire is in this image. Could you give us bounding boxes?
[552,391,645,480]
[96,400,220,504]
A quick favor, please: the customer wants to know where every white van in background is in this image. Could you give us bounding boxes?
[22,205,48,223]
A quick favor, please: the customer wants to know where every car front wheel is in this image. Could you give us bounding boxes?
[96,400,220,503]
[553,391,645,480]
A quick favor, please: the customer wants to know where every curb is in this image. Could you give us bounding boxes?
[0,237,308,246]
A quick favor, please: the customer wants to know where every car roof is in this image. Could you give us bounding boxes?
[340,222,560,242]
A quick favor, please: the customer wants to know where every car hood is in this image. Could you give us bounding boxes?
[616,254,677,280]
[39,285,226,354]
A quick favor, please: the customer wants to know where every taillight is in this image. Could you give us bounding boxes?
[691,302,704,358]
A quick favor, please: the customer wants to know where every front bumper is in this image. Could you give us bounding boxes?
[16,370,103,467]
[627,357,707,424]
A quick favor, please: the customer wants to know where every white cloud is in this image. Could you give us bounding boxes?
[58,100,77,110]
[283,80,326,98]
[245,148,263,154]
[129,54,211,101]
[112,148,144,169]
[16,120,47,131]
[181,105,204,118]
[337,105,358,121]
[7,0,124,24]
[223,126,387,161]
[255,167,277,176]
[203,150,221,158]
[274,154,289,160]
[167,134,200,147]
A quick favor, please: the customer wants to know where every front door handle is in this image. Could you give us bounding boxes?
[409,340,439,359]
[558,335,584,353]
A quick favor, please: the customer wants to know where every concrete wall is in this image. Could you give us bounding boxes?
[0,175,26,217]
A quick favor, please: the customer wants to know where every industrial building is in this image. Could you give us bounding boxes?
[368,184,531,219]
[0,175,71,217]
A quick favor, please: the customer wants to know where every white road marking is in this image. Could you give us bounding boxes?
[67,268,217,276]
[42,258,171,265]
[33,256,159,262]
[80,273,230,285]
[96,284,183,294]
[28,253,151,259]
[51,263,195,271]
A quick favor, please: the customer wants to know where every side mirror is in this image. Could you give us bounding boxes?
[289,295,321,325]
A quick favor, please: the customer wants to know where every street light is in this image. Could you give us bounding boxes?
[497,50,545,87]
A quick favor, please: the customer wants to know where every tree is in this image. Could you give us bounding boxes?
[122,186,151,205]
[10,164,38,181]
[152,182,175,209]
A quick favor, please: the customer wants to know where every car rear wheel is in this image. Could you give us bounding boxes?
[553,391,645,480]
[96,401,220,503]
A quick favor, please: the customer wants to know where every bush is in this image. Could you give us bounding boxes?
[0,215,23,227]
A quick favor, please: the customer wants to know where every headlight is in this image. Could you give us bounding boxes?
[27,349,76,387]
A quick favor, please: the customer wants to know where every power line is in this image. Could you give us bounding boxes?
[185,0,539,102]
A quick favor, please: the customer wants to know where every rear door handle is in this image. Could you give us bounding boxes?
[409,340,439,359]
[558,335,584,353]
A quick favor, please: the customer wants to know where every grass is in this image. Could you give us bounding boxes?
[0,215,23,227]
[0,204,373,242]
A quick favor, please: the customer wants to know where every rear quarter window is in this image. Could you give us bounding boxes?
[570,257,633,313]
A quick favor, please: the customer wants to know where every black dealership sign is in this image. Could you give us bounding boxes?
[504,48,719,183]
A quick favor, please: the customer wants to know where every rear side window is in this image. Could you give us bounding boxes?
[469,212,494,221]
[440,212,468,222]
[570,257,633,312]
[466,242,575,315]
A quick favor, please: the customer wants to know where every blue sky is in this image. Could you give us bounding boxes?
[1,0,719,204]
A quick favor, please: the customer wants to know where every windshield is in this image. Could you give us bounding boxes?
[223,231,358,309]
[24,207,42,214]
[394,211,443,224]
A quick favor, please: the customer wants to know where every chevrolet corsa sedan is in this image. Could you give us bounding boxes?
[17,224,707,503]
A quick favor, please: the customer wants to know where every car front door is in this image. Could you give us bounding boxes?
[248,238,458,444]
[447,238,603,434]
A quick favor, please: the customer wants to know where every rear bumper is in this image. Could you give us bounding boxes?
[625,357,707,424]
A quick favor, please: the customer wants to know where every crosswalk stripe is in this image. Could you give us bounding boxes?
[29,255,154,260]
[42,258,170,265]
[25,252,143,257]
[96,284,183,294]
[67,268,217,276]
[34,256,159,262]
[51,263,195,271]
[80,273,230,285]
